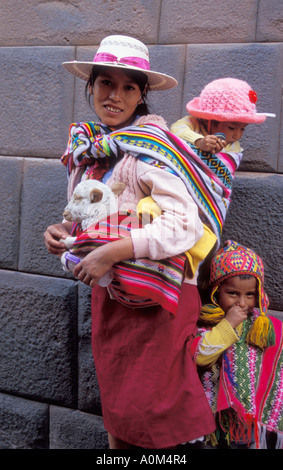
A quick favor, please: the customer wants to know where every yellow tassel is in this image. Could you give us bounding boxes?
[200,304,225,324]
[246,315,276,348]
[205,432,219,447]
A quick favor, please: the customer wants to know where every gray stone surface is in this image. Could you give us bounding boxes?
[0,271,78,407]
[257,0,283,42]
[1,46,75,158]
[18,157,69,277]
[50,405,108,449]
[0,157,23,269]
[0,0,161,46]
[222,172,283,311]
[0,394,48,449]
[159,0,258,44]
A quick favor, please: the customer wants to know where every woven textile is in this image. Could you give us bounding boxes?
[61,122,243,243]
[70,211,186,315]
[191,310,283,448]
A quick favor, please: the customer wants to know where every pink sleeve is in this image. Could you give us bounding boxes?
[130,160,204,260]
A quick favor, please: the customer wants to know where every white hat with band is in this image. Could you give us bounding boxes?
[62,35,178,91]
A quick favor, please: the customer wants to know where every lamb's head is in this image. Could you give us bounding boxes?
[63,180,125,231]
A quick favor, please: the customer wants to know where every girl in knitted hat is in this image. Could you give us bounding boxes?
[191,240,283,449]
[44,35,216,449]
[171,77,275,154]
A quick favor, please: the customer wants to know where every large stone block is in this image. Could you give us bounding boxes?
[181,43,282,172]
[72,44,185,128]
[279,108,283,173]
[78,283,102,415]
[159,0,258,44]
[257,0,283,42]
[1,46,74,158]
[222,172,283,311]
[0,157,23,270]
[18,158,69,277]
[0,393,48,449]
[0,270,78,407]
[148,45,186,128]
[0,0,161,46]
[50,405,108,449]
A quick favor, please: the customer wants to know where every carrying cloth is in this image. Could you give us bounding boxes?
[61,122,243,243]
[70,211,187,315]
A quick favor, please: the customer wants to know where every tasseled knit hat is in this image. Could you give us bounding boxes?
[208,240,275,348]
[186,78,275,124]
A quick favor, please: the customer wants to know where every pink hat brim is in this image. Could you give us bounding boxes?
[186,97,267,124]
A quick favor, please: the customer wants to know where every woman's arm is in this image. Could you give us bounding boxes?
[73,237,134,287]
[130,161,204,260]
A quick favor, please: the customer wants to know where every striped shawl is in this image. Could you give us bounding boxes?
[61,121,243,243]
[70,211,186,315]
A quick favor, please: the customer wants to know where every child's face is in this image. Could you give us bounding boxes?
[217,276,257,314]
[90,68,142,129]
[211,121,247,144]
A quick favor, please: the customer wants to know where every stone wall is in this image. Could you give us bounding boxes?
[0,0,282,449]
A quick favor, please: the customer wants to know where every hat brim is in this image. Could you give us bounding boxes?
[186,97,267,124]
[62,61,178,91]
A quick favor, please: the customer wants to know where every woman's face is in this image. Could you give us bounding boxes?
[90,68,143,129]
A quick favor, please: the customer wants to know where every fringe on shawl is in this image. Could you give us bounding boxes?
[205,408,255,448]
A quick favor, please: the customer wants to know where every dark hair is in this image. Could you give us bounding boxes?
[85,65,150,117]
[198,118,219,133]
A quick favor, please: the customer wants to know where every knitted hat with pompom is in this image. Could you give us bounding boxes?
[186,78,275,124]
[208,240,275,349]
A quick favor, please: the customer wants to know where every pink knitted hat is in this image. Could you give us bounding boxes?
[186,78,275,124]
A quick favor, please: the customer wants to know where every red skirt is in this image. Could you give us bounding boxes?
[91,283,215,448]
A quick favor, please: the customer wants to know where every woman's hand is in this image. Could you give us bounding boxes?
[73,237,134,287]
[225,304,249,329]
[195,135,227,153]
[44,222,73,256]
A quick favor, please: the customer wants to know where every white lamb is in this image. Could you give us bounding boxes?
[60,179,125,249]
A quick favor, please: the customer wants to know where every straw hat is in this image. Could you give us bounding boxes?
[62,35,178,91]
[186,78,275,124]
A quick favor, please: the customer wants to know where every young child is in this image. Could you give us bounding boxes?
[171,77,275,155]
[191,240,283,449]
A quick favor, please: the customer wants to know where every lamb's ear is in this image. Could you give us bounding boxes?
[110,182,126,196]
[89,188,103,203]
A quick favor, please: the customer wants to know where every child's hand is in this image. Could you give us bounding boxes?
[195,135,227,153]
[225,304,249,329]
